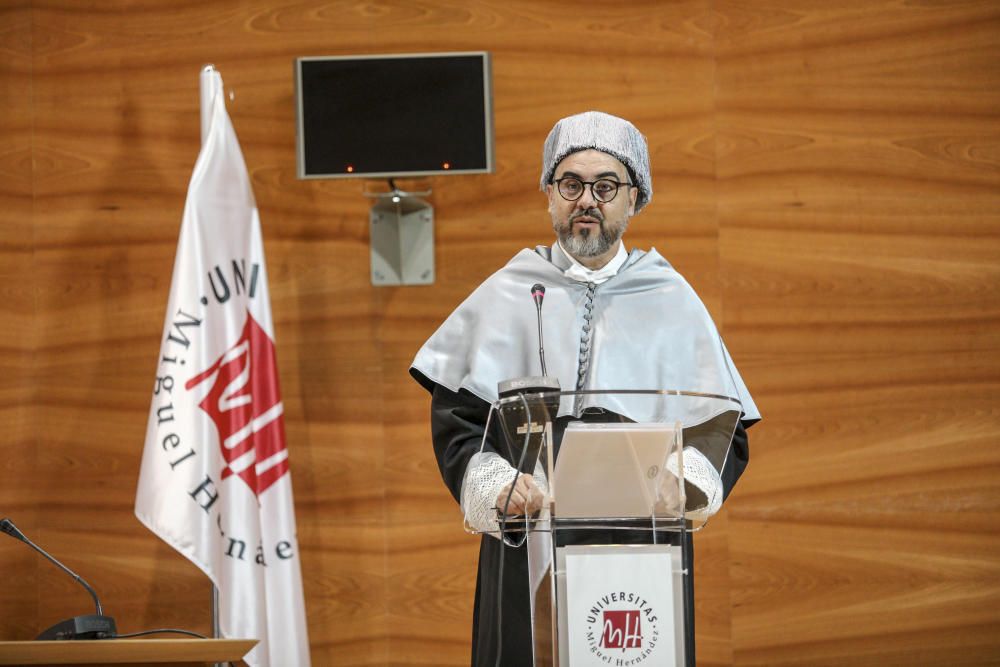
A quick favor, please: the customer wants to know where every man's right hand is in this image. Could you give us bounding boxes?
[496,473,545,516]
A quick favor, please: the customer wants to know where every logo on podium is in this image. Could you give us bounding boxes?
[567,550,675,666]
[581,590,660,664]
[600,609,643,650]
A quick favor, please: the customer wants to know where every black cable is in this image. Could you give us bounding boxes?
[495,392,535,667]
[110,628,207,639]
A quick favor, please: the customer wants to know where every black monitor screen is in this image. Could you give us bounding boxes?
[296,52,494,179]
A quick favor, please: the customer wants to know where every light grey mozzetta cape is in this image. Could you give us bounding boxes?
[411,246,760,426]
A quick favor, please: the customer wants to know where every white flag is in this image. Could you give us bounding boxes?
[135,70,310,667]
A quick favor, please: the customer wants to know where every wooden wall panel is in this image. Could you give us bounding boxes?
[714,1,1000,665]
[0,0,39,643]
[21,0,216,647]
[2,1,998,666]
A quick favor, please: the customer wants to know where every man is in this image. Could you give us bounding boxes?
[410,111,760,666]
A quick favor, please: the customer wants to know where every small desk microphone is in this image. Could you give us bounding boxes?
[1,517,118,640]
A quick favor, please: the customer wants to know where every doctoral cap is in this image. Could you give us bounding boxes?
[540,111,652,212]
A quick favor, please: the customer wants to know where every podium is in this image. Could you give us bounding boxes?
[463,389,741,667]
[0,638,257,666]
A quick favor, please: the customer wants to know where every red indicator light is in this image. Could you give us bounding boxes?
[442,162,451,170]
[346,165,354,173]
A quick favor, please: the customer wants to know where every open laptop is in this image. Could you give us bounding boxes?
[552,422,682,519]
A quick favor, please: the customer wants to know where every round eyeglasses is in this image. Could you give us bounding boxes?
[553,177,633,203]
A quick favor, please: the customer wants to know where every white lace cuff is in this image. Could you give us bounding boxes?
[460,451,517,536]
[666,446,724,521]
[460,451,550,540]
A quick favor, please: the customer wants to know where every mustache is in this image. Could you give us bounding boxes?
[569,208,604,224]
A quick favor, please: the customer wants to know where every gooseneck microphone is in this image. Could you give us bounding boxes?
[493,284,562,667]
[531,283,547,376]
[497,283,559,399]
[496,283,561,477]
[1,517,118,640]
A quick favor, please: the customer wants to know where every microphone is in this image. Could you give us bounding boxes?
[496,284,561,474]
[1,517,118,640]
[497,283,559,398]
[492,285,562,665]
[531,283,547,376]
[531,282,545,306]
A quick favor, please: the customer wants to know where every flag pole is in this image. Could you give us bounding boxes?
[201,63,216,147]
[199,63,223,647]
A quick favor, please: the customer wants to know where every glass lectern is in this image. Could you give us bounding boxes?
[461,389,742,667]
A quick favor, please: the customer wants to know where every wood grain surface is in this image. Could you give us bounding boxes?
[1,1,998,665]
[0,638,256,665]
[0,0,41,646]
[714,2,1000,665]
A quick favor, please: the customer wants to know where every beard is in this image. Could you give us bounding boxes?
[553,207,629,258]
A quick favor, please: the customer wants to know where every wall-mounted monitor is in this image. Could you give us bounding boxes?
[295,52,494,180]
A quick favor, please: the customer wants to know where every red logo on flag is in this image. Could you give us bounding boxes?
[185,311,289,496]
[600,610,642,650]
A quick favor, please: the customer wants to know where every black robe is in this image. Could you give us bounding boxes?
[426,381,751,667]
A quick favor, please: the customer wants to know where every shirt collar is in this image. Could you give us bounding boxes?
[554,240,629,284]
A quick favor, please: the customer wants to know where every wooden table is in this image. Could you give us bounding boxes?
[0,638,257,666]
